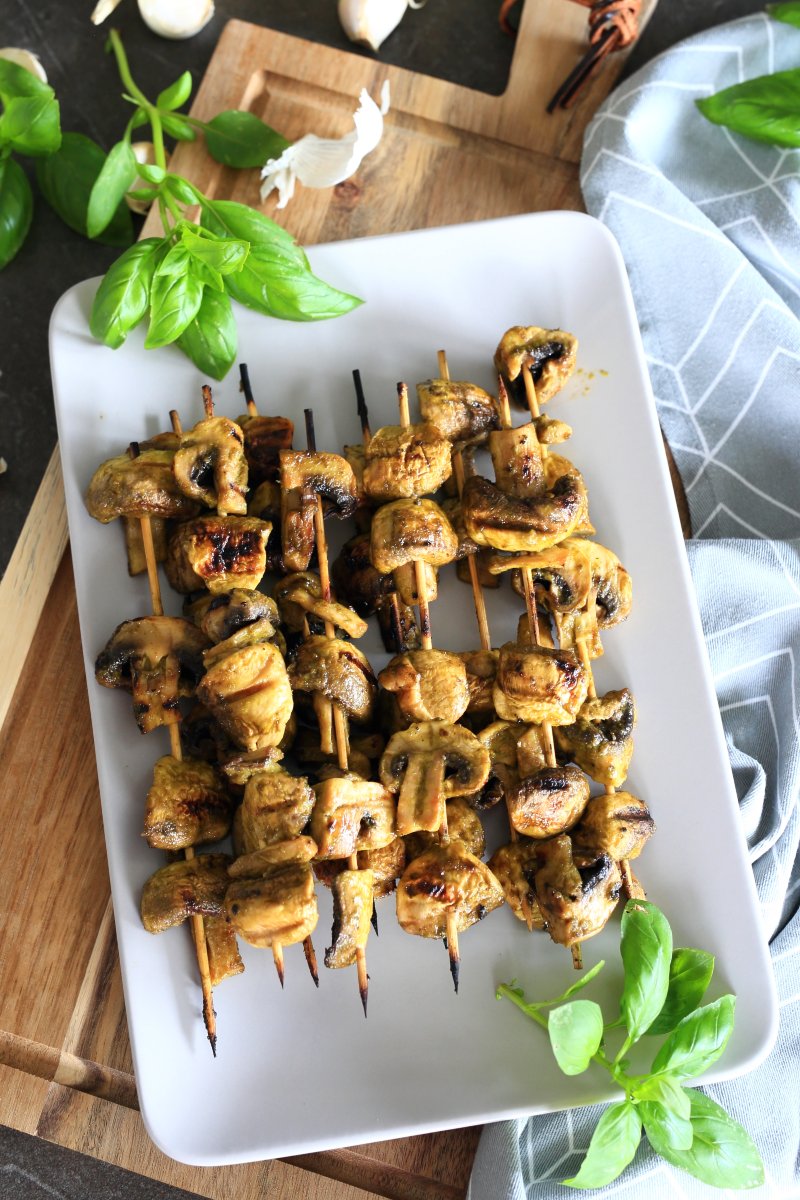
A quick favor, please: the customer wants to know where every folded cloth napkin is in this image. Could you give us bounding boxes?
[469,14,800,1199]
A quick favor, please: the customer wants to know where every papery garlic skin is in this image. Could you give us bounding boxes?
[338,0,408,53]
[137,0,214,38]
[260,82,390,210]
[0,48,48,82]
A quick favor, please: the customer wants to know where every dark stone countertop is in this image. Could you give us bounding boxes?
[0,0,761,578]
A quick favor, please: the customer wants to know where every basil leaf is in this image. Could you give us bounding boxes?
[651,995,735,1081]
[204,110,290,168]
[226,239,362,321]
[155,243,192,278]
[36,132,133,246]
[201,198,300,254]
[137,161,166,184]
[639,1100,693,1154]
[166,174,200,206]
[181,227,249,275]
[89,237,163,348]
[647,948,714,1036]
[0,58,53,101]
[548,1000,604,1075]
[563,1101,641,1189]
[157,70,192,111]
[696,69,800,148]
[87,139,137,238]
[145,266,204,349]
[0,157,33,269]
[634,1072,691,1120]
[177,286,237,380]
[161,113,196,143]
[768,2,800,27]
[0,93,61,157]
[619,900,672,1043]
[652,1090,764,1188]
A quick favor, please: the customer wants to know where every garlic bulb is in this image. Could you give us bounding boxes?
[261,82,390,210]
[91,0,214,39]
[338,0,410,53]
[126,143,157,214]
[0,48,48,82]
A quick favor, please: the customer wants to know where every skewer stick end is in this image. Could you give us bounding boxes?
[371,902,379,937]
[203,999,217,1057]
[446,914,460,994]
[303,936,320,987]
[356,948,369,1017]
[201,384,214,419]
[273,942,285,989]
[571,942,583,971]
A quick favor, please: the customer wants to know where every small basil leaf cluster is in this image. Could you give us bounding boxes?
[0,58,61,269]
[82,31,360,379]
[497,901,765,1191]
[696,3,800,147]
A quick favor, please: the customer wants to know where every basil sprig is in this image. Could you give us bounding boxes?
[696,3,800,147]
[497,900,764,1191]
[0,57,61,268]
[79,32,361,378]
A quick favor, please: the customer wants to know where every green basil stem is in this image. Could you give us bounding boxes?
[107,30,149,111]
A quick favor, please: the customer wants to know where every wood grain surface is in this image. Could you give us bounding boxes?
[2,12,662,1198]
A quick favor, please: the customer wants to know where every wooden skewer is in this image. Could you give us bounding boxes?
[238,362,259,418]
[304,409,369,1015]
[129,438,217,1054]
[396,381,460,991]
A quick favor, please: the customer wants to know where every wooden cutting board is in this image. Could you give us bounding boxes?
[1,10,658,1198]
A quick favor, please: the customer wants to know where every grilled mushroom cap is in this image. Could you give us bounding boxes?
[396,845,504,939]
[572,791,655,864]
[280,449,359,573]
[416,378,499,446]
[173,416,248,516]
[488,840,546,928]
[85,448,201,524]
[95,616,211,734]
[534,835,622,948]
[380,720,490,837]
[140,853,231,933]
[325,868,375,969]
[186,588,279,644]
[378,649,470,725]
[288,636,377,724]
[165,515,272,595]
[311,774,396,860]
[274,571,368,639]
[370,498,459,575]
[461,471,587,555]
[314,837,406,899]
[508,765,591,839]
[404,796,486,861]
[494,640,589,726]
[494,326,578,409]
[554,689,636,789]
[363,422,453,500]
[143,755,232,850]
[488,423,545,500]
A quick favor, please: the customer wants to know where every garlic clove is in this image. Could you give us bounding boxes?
[261,81,390,210]
[136,0,215,39]
[126,142,157,214]
[90,0,124,25]
[337,0,409,53]
[0,47,48,82]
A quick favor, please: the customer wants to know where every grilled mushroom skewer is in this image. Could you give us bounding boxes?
[129,438,218,1055]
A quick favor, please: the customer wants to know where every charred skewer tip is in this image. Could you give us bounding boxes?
[353,369,371,440]
[448,935,461,994]
[371,902,379,937]
[203,996,218,1057]
[303,936,320,988]
[239,362,258,416]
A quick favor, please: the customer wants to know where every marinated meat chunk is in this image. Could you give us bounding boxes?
[396,845,504,939]
[404,797,486,860]
[236,413,293,487]
[416,378,499,446]
[331,533,395,617]
[197,640,293,751]
[311,774,396,860]
[224,861,318,948]
[488,841,546,928]
[363,423,452,500]
[141,853,231,933]
[165,515,271,595]
[204,914,245,986]
[240,768,315,850]
[379,649,470,725]
[457,649,499,715]
[143,755,232,850]
[314,837,406,898]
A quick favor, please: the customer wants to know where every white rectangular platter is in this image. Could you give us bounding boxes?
[49,212,777,1167]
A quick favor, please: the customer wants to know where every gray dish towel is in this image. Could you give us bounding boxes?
[469,14,800,1199]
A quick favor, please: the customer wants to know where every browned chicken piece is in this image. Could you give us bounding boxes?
[236,413,293,488]
[342,442,373,526]
[197,640,293,751]
[228,835,318,879]
[165,515,272,595]
[363,423,452,500]
[288,636,377,724]
[143,755,232,850]
[85,447,201,524]
[516,724,550,776]
[508,765,590,839]
[572,792,655,865]
[380,721,490,837]
[371,498,459,578]
[555,689,636,788]
[396,845,504,939]
[219,746,284,789]
[274,572,368,639]
[462,469,588,555]
[494,326,579,409]
[122,515,169,576]
[456,551,502,591]
[204,914,245,986]
[379,649,470,725]
[534,415,573,445]
[224,861,318,948]
[314,838,406,899]
[141,853,231,933]
[488,841,546,928]
[457,650,499,716]
[95,616,210,734]
[404,796,486,860]
[534,835,622,947]
[173,416,248,516]
[239,768,315,851]
[280,450,359,573]
[324,869,374,968]
[488,424,545,499]
[186,588,279,645]
[311,774,396,860]
[416,378,499,446]
[494,641,588,725]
